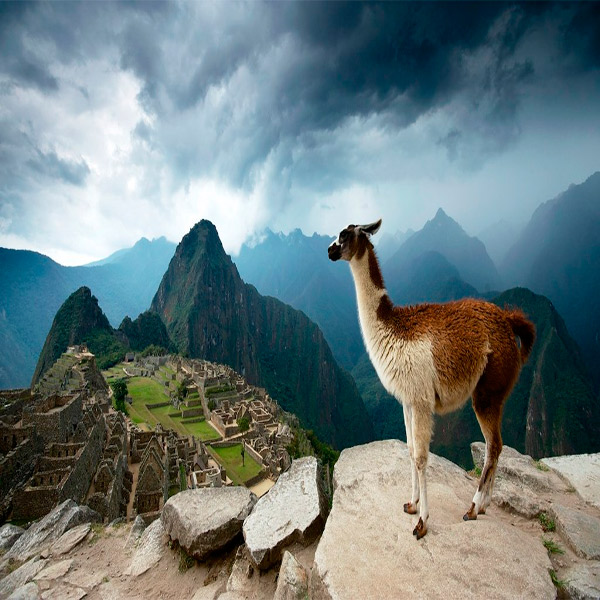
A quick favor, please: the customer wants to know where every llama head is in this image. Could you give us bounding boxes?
[328,219,382,262]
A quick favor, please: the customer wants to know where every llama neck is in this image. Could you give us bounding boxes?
[349,246,388,337]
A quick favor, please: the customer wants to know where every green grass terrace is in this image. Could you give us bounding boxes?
[209,443,263,486]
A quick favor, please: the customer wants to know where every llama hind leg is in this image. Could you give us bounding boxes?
[465,393,504,521]
[411,406,433,539]
[402,403,419,515]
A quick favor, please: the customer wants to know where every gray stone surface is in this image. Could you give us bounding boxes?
[50,524,91,556]
[0,558,48,598]
[550,503,600,559]
[6,582,40,600]
[125,515,145,549]
[34,559,73,581]
[564,561,600,600]
[161,487,256,561]
[313,440,555,600]
[40,585,86,600]
[0,525,25,552]
[127,518,166,577]
[491,478,542,518]
[2,500,100,564]
[471,442,555,492]
[243,457,327,569]
[542,453,600,509]
[273,551,308,600]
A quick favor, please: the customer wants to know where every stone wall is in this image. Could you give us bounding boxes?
[59,416,105,504]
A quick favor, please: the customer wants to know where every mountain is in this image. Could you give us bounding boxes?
[32,287,126,384]
[477,219,521,266]
[502,172,600,386]
[152,220,374,449]
[234,229,362,370]
[386,208,502,293]
[32,287,173,384]
[0,237,175,389]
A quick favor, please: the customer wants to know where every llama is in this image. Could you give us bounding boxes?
[328,219,535,539]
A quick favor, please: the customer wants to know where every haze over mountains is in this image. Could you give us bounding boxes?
[3,172,599,461]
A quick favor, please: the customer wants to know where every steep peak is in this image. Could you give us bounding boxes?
[427,207,463,233]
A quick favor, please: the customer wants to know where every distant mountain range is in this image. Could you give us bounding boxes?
[0,237,175,388]
[3,173,599,463]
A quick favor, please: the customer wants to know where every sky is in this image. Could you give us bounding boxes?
[0,1,599,265]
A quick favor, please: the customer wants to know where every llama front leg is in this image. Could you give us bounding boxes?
[411,406,433,540]
[402,403,419,515]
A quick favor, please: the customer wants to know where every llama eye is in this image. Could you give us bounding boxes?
[339,231,347,242]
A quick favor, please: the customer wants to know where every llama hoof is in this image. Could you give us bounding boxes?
[403,502,418,515]
[412,518,427,539]
[463,503,477,521]
[478,507,486,515]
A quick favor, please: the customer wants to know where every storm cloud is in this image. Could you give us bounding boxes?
[0,1,599,264]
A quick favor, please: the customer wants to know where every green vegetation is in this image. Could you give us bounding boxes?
[111,378,128,414]
[548,569,566,590]
[287,426,340,472]
[543,538,564,555]
[141,344,169,357]
[178,547,195,573]
[205,384,234,397]
[237,416,250,437]
[211,444,262,485]
[535,461,550,472]
[539,512,556,532]
[179,462,187,491]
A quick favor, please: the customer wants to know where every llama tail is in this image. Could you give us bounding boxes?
[506,310,536,364]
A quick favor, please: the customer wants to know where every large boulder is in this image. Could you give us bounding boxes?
[312,440,555,600]
[273,551,308,600]
[2,501,100,565]
[243,457,328,569]
[161,487,256,561]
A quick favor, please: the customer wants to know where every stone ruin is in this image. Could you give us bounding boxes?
[0,349,130,524]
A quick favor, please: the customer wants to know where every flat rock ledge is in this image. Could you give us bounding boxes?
[312,440,555,600]
[243,457,328,570]
[550,503,600,560]
[162,487,257,561]
[541,453,600,509]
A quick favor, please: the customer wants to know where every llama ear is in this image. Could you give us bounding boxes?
[358,219,382,237]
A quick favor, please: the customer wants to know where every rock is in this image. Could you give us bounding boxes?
[273,551,308,600]
[226,546,257,596]
[0,525,25,552]
[491,478,542,518]
[313,440,555,600]
[34,559,73,581]
[127,518,166,577]
[40,585,86,600]
[542,453,600,509]
[563,561,600,600]
[125,515,146,549]
[2,500,100,564]
[50,524,91,557]
[7,582,40,600]
[550,504,600,559]
[471,442,555,493]
[0,558,48,598]
[161,488,256,561]
[243,457,327,569]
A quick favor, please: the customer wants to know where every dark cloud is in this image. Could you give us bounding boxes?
[27,149,90,187]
